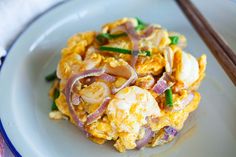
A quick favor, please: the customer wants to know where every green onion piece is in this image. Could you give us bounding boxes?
[96,33,127,44]
[53,89,60,99]
[96,34,108,44]
[100,46,131,54]
[51,88,60,111]
[136,17,146,26]
[108,33,127,38]
[135,17,146,31]
[51,101,58,111]
[169,36,179,45]
[165,88,173,107]
[99,46,151,56]
[45,71,57,82]
[135,24,146,31]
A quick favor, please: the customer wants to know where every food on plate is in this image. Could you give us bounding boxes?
[46,17,207,152]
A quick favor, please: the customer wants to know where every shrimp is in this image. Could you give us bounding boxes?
[174,50,200,88]
[139,28,170,50]
[83,47,103,70]
[102,17,138,33]
[189,54,207,90]
[135,74,155,89]
[106,86,161,151]
[79,82,110,104]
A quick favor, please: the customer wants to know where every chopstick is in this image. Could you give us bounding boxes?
[176,0,236,86]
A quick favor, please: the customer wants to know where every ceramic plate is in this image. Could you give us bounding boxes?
[0,0,236,156]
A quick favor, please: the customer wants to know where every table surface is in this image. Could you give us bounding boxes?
[1,0,236,156]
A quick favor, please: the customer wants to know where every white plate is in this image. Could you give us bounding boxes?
[0,0,236,157]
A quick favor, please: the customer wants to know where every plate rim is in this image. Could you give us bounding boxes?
[0,1,67,156]
[1,0,235,156]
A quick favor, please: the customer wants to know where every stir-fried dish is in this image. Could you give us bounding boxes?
[46,17,207,152]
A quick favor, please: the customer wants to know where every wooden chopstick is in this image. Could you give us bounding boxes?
[176,0,236,86]
[177,0,236,65]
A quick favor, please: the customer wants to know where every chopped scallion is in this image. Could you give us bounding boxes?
[165,88,173,107]
[51,101,58,111]
[136,17,146,26]
[53,89,60,99]
[135,17,147,31]
[169,36,179,45]
[107,33,127,39]
[100,46,130,54]
[135,24,146,31]
[45,71,57,82]
[51,88,60,111]
[96,33,127,44]
[99,46,151,56]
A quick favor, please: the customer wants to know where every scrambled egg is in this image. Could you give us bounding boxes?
[150,91,200,132]
[61,31,96,57]
[135,54,165,76]
[49,17,207,152]
[57,53,85,80]
[107,86,160,151]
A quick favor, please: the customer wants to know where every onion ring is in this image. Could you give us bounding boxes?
[105,63,138,94]
[136,127,154,149]
[140,25,155,38]
[111,21,154,67]
[64,69,105,131]
[86,97,111,125]
[152,73,174,95]
[98,73,116,82]
[164,126,178,136]
[172,93,194,111]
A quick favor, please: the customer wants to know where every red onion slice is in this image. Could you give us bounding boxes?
[71,93,81,105]
[65,69,105,129]
[105,63,138,94]
[163,133,169,141]
[97,73,116,82]
[83,73,116,85]
[112,22,140,67]
[86,97,111,125]
[152,73,174,95]
[111,22,155,68]
[173,93,194,111]
[130,25,154,67]
[140,26,155,38]
[164,126,178,136]
[153,79,168,94]
[83,77,96,85]
[180,92,194,106]
[124,21,140,40]
[136,127,154,149]
[125,22,141,67]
